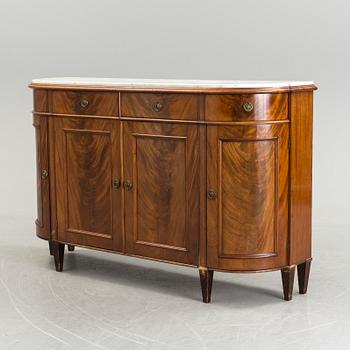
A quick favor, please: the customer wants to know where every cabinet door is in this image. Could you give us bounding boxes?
[124,122,199,265]
[207,124,289,271]
[53,117,122,251]
[33,115,50,239]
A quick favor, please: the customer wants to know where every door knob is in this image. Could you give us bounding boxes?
[207,189,217,200]
[123,180,133,191]
[112,179,121,189]
[41,169,48,179]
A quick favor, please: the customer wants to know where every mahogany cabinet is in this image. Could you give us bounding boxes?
[30,78,317,303]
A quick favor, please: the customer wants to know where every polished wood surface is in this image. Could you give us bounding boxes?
[121,93,199,120]
[51,90,118,116]
[53,117,122,251]
[207,124,289,271]
[289,92,313,265]
[205,93,288,121]
[123,122,199,265]
[33,90,50,240]
[31,81,315,303]
[33,89,48,112]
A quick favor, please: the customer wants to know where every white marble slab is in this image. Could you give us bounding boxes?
[31,77,315,89]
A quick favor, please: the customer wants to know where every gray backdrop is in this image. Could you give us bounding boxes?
[0,0,349,227]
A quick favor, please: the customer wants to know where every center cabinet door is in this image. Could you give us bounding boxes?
[53,117,122,251]
[123,122,200,265]
[207,124,289,271]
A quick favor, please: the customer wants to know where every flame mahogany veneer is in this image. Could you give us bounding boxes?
[30,79,317,303]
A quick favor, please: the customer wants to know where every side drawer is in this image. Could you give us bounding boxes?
[205,93,288,122]
[51,91,118,116]
[121,93,199,120]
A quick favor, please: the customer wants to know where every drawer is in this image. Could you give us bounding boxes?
[205,93,288,122]
[51,91,118,116]
[121,93,199,120]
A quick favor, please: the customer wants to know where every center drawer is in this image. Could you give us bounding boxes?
[121,93,199,120]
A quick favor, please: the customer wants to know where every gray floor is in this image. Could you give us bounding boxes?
[0,216,349,350]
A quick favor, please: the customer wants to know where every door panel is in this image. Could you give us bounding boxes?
[54,117,122,251]
[124,122,199,265]
[207,124,289,271]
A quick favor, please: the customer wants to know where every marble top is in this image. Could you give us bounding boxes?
[31,77,315,89]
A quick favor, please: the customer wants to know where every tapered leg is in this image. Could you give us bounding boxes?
[297,259,312,294]
[67,245,75,252]
[199,268,214,303]
[51,241,65,272]
[281,266,295,301]
[48,241,54,256]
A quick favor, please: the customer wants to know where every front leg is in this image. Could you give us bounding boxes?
[281,266,296,301]
[199,267,214,303]
[50,241,65,272]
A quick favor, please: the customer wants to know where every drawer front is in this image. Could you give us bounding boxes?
[121,93,199,120]
[51,91,118,116]
[205,93,288,122]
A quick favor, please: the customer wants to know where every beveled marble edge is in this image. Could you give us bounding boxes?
[30,77,315,89]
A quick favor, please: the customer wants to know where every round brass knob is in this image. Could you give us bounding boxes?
[242,102,254,112]
[152,101,163,112]
[41,169,48,179]
[207,189,217,200]
[112,179,121,189]
[80,99,89,108]
[123,180,133,191]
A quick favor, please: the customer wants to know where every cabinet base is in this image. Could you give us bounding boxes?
[47,242,311,303]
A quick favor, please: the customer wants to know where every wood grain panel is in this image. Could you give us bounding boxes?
[54,117,122,251]
[33,89,48,112]
[219,137,278,258]
[135,134,187,250]
[124,122,199,265]
[65,129,113,237]
[51,90,118,116]
[121,93,199,120]
[33,114,50,239]
[289,91,313,265]
[207,124,289,271]
[205,93,288,121]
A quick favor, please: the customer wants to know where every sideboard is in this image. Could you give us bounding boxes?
[29,78,317,303]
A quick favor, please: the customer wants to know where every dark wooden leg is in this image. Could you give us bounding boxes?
[297,259,312,294]
[67,245,75,252]
[48,240,54,256]
[199,268,214,303]
[51,241,65,272]
[281,266,295,301]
